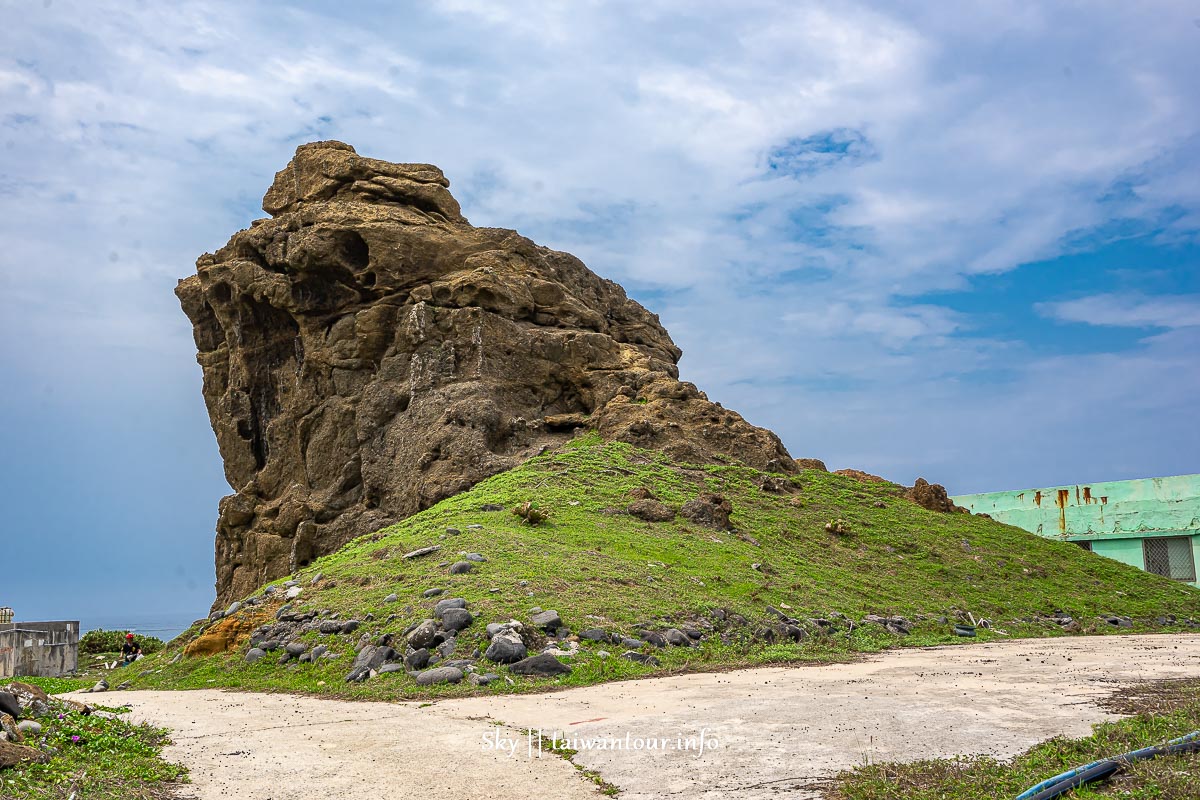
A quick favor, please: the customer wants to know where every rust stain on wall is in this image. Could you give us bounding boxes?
[1056,488,1070,532]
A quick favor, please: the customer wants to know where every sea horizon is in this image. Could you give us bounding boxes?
[77,611,204,642]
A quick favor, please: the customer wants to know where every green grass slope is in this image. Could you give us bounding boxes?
[127,435,1200,699]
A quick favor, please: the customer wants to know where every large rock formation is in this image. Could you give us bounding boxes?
[179,141,797,607]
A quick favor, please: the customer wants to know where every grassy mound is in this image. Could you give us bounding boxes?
[123,436,1200,699]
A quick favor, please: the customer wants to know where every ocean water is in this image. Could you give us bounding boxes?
[79,611,204,642]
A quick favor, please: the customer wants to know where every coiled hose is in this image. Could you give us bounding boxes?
[1014,730,1200,800]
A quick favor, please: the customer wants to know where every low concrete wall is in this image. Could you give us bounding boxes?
[0,621,79,678]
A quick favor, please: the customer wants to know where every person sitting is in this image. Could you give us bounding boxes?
[121,632,142,665]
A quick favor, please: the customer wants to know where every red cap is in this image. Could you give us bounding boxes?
[126,633,134,638]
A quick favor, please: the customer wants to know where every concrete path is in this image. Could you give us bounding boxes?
[106,634,1200,799]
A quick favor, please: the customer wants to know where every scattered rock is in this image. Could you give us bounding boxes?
[15,721,41,737]
[863,614,912,635]
[434,597,468,617]
[245,648,267,663]
[463,553,487,562]
[485,630,528,664]
[622,651,661,666]
[628,499,676,522]
[508,653,571,676]
[531,610,563,632]
[407,620,439,650]
[403,546,442,560]
[285,642,307,657]
[405,648,431,670]
[285,586,303,600]
[579,628,608,642]
[416,667,464,686]
[0,739,49,768]
[469,672,501,686]
[384,593,398,603]
[446,528,462,536]
[423,588,445,598]
[542,641,579,657]
[345,645,390,682]
[0,694,18,720]
[753,474,795,494]
[449,561,474,575]
[639,631,668,648]
[680,493,733,530]
[479,504,505,512]
[0,713,21,744]
[441,607,475,632]
[664,628,693,647]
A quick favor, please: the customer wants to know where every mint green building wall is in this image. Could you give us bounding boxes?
[1090,538,1145,570]
[952,474,1200,584]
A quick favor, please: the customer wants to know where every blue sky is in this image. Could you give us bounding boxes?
[1,1,1197,623]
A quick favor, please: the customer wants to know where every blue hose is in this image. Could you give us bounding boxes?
[1014,730,1200,800]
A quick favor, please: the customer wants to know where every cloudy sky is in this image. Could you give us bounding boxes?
[2,1,1198,625]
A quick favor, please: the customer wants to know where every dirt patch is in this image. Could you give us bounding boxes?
[1100,677,1200,716]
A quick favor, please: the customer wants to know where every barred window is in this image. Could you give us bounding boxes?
[1143,536,1196,582]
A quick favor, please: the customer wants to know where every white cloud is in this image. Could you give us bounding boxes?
[0,0,1197,498]
[1039,294,1200,329]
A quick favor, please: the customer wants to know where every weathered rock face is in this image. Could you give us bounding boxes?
[179,141,796,607]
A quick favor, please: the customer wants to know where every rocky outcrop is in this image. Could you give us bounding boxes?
[178,141,797,607]
[905,478,964,514]
[835,469,964,514]
[833,468,887,483]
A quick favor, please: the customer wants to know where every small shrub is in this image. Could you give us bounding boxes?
[512,501,549,525]
[79,629,165,655]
